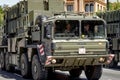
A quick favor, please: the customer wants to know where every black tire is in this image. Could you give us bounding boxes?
[69,68,82,78]
[47,68,54,79]
[108,59,118,68]
[0,52,5,70]
[85,65,102,80]
[20,53,30,78]
[32,55,47,80]
[5,52,13,71]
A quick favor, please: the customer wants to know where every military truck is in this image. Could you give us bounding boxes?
[0,0,114,80]
[98,10,120,67]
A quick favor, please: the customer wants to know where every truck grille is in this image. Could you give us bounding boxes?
[54,42,106,55]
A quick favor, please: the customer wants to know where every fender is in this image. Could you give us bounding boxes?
[37,44,47,66]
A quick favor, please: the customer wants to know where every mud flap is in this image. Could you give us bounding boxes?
[37,44,47,66]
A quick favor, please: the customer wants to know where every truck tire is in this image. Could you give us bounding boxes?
[84,65,102,80]
[47,68,54,79]
[0,52,5,70]
[20,53,30,78]
[32,55,47,80]
[5,52,13,71]
[108,58,118,68]
[69,68,82,78]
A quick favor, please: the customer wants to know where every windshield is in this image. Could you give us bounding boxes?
[81,20,106,39]
[54,20,79,39]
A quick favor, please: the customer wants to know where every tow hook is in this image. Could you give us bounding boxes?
[107,54,115,64]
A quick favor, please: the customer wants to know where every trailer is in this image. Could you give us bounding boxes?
[97,10,120,67]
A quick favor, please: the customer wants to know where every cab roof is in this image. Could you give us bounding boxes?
[47,14,103,21]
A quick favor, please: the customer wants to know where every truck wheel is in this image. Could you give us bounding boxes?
[47,68,54,79]
[69,68,82,78]
[32,55,47,80]
[20,53,30,78]
[5,52,13,71]
[84,65,102,80]
[109,58,118,68]
[5,53,10,71]
[0,52,5,70]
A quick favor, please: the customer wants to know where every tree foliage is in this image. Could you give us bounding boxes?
[0,6,3,13]
[0,5,3,26]
[109,0,120,11]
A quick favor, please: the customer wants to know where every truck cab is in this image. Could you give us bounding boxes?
[36,14,113,80]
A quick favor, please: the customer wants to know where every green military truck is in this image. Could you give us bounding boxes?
[0,0,114,80]
[97,10,120,67]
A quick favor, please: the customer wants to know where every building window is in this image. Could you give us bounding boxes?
[67,5,73,11]
[97,4,99,11]
[103,7,105,11]
[101,6,102,11]
[85,4,89,12]
[90,3,94,12]
[44,0,49,10]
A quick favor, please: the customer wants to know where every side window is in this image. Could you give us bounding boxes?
[44,22,52,39]
[43,0,49,10]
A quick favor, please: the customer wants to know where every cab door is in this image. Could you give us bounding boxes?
[42,22,53,56]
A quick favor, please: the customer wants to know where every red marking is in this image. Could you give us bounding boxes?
[45,56,52,65]
[40,45,43,50]
[37,44,45,56]
[107,54,115,64]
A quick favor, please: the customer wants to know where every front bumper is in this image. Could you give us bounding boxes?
[45,54,114,67]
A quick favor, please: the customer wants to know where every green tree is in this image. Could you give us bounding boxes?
[0,4,9,26]
[109,0,120,11]
[0,5,4,26]
[0,6,3,13]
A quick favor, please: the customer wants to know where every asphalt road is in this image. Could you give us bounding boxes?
[0,66,120,80]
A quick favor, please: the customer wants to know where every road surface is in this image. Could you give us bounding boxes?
[0,67,120,80]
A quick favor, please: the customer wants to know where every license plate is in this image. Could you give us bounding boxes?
[79,48,86,54]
